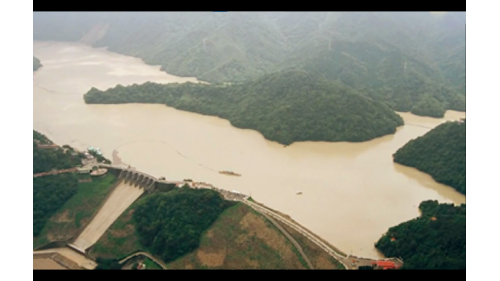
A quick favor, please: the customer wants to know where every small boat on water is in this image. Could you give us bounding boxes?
[219,171,241,177]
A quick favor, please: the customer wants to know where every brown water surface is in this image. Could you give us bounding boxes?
[33,41,466,258]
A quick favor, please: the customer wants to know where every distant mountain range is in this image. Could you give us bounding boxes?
[34,12,465,117]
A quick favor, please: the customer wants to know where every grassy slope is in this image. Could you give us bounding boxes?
[143,258,162,270]
[91,195,148,259]
[275,221,345,269]
[166,203,306,269]
[33,174,117,249]
[93,200,315,269]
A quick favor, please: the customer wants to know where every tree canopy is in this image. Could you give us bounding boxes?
[33,131,83,237]
[393,120,466,194]
[33,56,42,71]
[33,130,84,174]
[133,187,234,263]
[33,174,78,237]
[84,70,404,145]
[375,200,465,270]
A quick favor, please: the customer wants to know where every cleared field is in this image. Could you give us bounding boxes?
[72,181,144,250]
[33,174,116,249]
[33,258,66,270]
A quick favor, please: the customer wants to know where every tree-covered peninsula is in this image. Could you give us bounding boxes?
[393,120,465,194]
[84,70,404,145]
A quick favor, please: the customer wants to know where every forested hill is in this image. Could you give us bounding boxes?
[34,12,465,117]
[134,187,234,263]
[285,42,465,117]
[393,120,466,194]
[84,70,404,145]
[33,130,82,237]
[375,200,465,269]
[33,130,83,174]
[33,56,42,71]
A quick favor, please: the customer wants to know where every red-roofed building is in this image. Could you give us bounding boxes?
[371,261,399,270]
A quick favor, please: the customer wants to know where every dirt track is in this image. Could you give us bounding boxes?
[72,181,144,250]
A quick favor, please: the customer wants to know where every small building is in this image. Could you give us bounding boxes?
[90,168,108,177]
[77,167,92,174]
[136,262,146,270]
[88,147,103,155]
[371,261,399,270]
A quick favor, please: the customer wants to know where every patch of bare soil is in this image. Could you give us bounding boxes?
[197,248,227,267]
[52,210,72,223]
[240,212,305,269]
[244,258,259,268]
[165,204,306,269]
[109,224,135,238]
[33,258,66,270]
[184,264,194,269]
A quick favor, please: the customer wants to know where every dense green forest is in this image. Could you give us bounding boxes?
[33,130,52,144]
[33,56,42,71]
[33,131,84,236]
[286,42,465,117]
[133,187,234,263]
[84,70,404,145]
[393,120,465,194]
[34,12,465,117]
[33,174,78,236]
[33,130,83,174]
[375,200,465,269]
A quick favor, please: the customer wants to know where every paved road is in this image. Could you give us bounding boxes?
[119,252,167,270]
[260,212,314,269]
[242,199,351,269]
[33,167,77,178]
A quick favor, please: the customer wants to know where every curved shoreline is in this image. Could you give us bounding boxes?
[33,41,466,258]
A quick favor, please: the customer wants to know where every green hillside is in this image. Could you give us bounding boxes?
[375,200,465,269]
[393,120,466,194]
[34,12,466,117]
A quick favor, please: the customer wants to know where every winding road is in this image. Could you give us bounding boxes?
[119,252,167,270]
